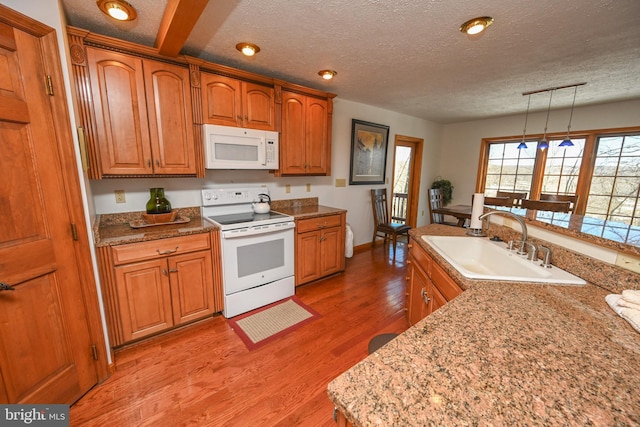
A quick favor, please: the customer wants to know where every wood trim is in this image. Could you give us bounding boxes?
[210,230,224,313]
[393,134,423,227]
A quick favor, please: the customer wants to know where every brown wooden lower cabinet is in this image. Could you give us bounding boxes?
[295,212,346,286]
[406,237,462,325]
[97,232,219,347]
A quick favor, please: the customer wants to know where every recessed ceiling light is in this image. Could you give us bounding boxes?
[459,16,494,35]
[318,70,337,80]
[97,0,137,21]
[236,43,260,57]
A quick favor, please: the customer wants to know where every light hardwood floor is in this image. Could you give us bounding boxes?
[70,242,409,426]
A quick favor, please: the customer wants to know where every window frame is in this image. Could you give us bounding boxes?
[476,126,640,218]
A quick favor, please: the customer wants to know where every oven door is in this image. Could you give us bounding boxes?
[220,222,295,294]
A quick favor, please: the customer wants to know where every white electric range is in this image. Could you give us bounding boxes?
[201,187,295,318]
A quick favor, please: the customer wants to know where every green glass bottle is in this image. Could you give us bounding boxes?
[146,188,172,214]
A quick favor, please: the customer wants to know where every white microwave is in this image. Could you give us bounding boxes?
[203,124,279,170]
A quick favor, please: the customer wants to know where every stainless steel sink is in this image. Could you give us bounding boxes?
[422,235,586,285]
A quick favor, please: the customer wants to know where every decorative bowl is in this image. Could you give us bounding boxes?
[142,211,177,224]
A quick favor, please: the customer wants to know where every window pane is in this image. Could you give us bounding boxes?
[597,137,623,156]
[590,176,615,195]
[621,135,640,155]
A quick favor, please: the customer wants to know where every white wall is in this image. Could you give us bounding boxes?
[91,98,442,246]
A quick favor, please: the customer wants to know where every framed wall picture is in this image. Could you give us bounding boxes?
[349,119,390,185]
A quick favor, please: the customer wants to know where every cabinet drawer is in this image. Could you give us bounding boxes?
[431,262,463,301]
[409,243,431,276]
[112,233,211,265]
[296,214,343,233]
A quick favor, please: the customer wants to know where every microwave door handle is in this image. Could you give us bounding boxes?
[260,137,266,166]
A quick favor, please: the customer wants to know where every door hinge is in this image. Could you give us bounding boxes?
[45,75,54,96]
[71,223,79,241]
[91,344,98,361]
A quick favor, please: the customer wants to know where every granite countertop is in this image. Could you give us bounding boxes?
[94,207,217,247]
[271,197,347,219]
[328,224,640,426]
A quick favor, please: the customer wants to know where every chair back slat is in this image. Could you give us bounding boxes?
[522,199,571,212]
[539,194,578,212]
[496,191,528,207]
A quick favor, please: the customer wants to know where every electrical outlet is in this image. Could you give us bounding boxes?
[285,184,291,194]
[114,190,126,203]
[306,183,311,192]
[615,253,640,274]
[335,179,346,187]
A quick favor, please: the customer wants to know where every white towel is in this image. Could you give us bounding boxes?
[606,293,640,334]
[618,298,640,312]
[621,289,640,305]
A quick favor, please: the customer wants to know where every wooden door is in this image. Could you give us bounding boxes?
[115,259,174,342]
[144,60,196,175]
[201,73,242,127]
[0,17,99,403]
[169,251,215,325]
[281,92,306,174]
[305,97,328,174]
[243,82,275,130]
[87,47,152,175]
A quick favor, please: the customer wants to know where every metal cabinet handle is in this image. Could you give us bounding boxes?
[0,282,16,291]
[421,288,430,305]
[169,268,178,273]
[319,236,327,242]
[156,246,179,255]
[147,159,151,168]
[155,159,160,167]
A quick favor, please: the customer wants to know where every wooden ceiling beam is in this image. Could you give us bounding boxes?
[155,0,209,57]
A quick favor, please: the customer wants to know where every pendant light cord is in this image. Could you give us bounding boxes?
[566,86,577,134]
[522,95,531,140]
[542,90,554,139]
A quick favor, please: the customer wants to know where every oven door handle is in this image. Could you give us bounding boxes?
[221,222,295,239]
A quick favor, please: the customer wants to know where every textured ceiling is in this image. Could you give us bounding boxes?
[61,0,640,124]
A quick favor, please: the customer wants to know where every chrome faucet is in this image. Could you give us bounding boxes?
[478,210,529,253]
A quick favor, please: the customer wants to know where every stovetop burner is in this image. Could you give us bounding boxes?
[201,187,294,231]
[207,211,290,225]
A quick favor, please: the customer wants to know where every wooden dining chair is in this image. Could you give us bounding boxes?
[540,194,578,213]
[521,199,572,213]
[428,188,457,226]
[496,191,528,207]
[371,189,411,252]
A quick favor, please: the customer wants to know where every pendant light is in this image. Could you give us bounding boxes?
[517,95,531,149]
[559,86,578,147]
[538,90,554,151]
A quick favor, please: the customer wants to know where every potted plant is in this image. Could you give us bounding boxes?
[431,179,453,205]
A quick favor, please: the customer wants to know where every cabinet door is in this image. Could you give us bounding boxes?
[87,48,152,175]
[305,97,328,174]
[144,60,196,174]
[281,92,306,174]
[296,230,321,285]
[407,256,432,325]
[169,250,215,325]
[319,227,343,276]
[429,282,447,313]
[243,82,275,130]
[115,259,173,342]
[201,74,242,127]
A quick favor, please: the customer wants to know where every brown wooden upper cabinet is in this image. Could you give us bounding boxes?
[84,47,196,177]
[200,73,275,130]
[280,91,331,175]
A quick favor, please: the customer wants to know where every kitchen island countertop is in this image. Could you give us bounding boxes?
[328,224,640,426]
